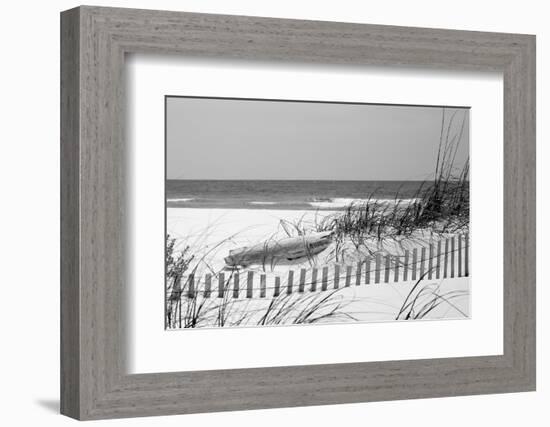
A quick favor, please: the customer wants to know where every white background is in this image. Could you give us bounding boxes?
[0,0,546,426]
[128,57,502,373]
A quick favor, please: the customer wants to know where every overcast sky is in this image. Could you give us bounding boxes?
[166,97,469,181]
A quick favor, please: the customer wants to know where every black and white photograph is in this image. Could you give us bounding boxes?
[0,0,541,423]
[165,96,471,329]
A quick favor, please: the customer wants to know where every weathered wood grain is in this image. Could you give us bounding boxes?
[247,271,253,298]
[60,7,80,419]
[375,254,381,283]
[436,240,442,279]
[365,256,371,284]
[287,270,294,295]
[321,266,328,291]
[334,264,340,288]
[260,274,266,297]
[412,248,418,281]
[344,265,352,287]
[298,268,306,292]
[403,250,409,281]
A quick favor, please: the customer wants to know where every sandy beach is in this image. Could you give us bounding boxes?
[167,207,464,273]
[166,207,470,328]
[168,207,339,274]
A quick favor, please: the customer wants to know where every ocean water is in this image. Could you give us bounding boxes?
[166,180,428,210]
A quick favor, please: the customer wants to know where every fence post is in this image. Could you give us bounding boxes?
[356,262,363,286]
[403,250,409,281]
[321,266,329,291]
[411,248,418,281]
[436,240,442,279]
[260,274,266,298]
[233,272,240,298]
[218,272,225,298]
[274,276,280,297]
[247,271,254,298]
[444,239,449,278]
[428,244,434,279]
[451,236,456,278]
[334,264,340,289]
[384,255,391,283]
[458,235,463,277]
[178,291,182,328]
[187,274,195,298]
[375,254,381,284]
[287,270,294,295]
[465,233,470,277]
[365,256,371,284]
[420,247,426,278]
[311,268,318,291]
[170,276,182,302]
[204,273,212,298]
[345,266,352,287]
[393,256,399,282]
[299,269,306,292]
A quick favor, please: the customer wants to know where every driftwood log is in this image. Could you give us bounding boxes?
[224,232,333,267]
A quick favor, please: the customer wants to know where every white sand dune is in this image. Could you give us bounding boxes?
[167,277,470,328]
[167,207,464,274]
[167,207,471,328]
[168,207,338,274]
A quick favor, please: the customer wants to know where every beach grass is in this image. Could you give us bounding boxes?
[298,109,470,262]
[395,270,469,321]
[165,265,356,329]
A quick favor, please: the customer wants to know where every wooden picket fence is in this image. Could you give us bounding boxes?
[170,234,470,300]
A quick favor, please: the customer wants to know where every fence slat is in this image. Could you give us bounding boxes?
[218,272,225,298]
[436,241,442,279]
[247,271,254,298]
[187,274,195,298]
[206,236,470,301]
[375,254,381,284]
[411,248,418,281]
[299,269,306,292]
[287,270,294,294]
[233,272,240,298]
[403,250,409,281]
[345,266,352,287]
[260,274,266,298]
[171,276,182,301]
[420,247,426,278]
[204,274,211,298]
[178,287,182,327]
[458,235,463,277]
[356,262,362,286]
[384,255,390,283]
[321,267,328,291]
[444,239,449,278]
[428,244,434,279]
[274,276,281,297]
[465,233,470,277]
[311,268,318,291]
[451,236,456,278]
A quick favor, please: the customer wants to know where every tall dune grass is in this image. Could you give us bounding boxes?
[314,109,469,255]
[395,274,469,320]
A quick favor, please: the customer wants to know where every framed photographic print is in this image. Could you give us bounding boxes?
[164,96,471,329]
[61,6,536,420]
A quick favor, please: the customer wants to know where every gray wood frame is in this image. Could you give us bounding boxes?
[60,5,536,420]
